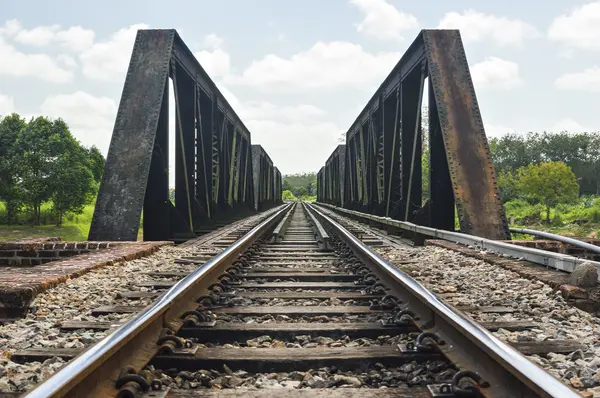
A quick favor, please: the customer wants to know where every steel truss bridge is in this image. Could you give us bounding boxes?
[89,28,508,243]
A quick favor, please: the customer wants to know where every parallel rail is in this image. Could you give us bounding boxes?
[24,204,291,398]
[22,201,580,397]
[316,202,600,281]
[306,203,579,398]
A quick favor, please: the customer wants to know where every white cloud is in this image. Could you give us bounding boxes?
[201,33,224,50]
[548,2,600,52]
[0,94,16,115]
[80,24,147,81]
[555,67,600,92]
[349,0,418,41]
[57,54,77,69]
[471,57,522,89]
[549,118,589,132]
[0,36,73,83]
[248,119,344,174]
[40,91,117,151]
[438,10,538,46]
[226,41,400,92]
[194,48,231,78]
[1,20,94,52]
[241,102,326,122]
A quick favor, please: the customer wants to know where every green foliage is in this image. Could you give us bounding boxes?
[282,190,297,201]
[0,113,105,226]
[497,169,520,203]
[489,132,600,195]
[283,172,317,198]
[299,195,317,203]
[517,161,579,223]
[87,145,106,183]
[0,113,27,224]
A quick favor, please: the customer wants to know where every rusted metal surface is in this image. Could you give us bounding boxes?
[318,29,510,240]
[89,30,175,241]
[423,30,509,240]
[89,29,282,242]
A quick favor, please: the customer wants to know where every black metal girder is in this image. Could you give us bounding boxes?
[326,29,509,240]
[89,29,276,241]
[321,145,346,207]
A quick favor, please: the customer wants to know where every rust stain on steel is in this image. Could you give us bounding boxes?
[423,29,509,240]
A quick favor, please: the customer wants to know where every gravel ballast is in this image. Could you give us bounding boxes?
[375,245,600,396]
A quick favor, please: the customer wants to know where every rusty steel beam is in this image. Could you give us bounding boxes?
[423,30,509,240]
[320,29,509,240]
[89,29,280,241]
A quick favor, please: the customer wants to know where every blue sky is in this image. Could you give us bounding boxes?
[1,0,599,179]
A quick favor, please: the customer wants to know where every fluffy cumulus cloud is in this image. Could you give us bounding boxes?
[40,91,118,151]
[438,10,538,46]
[555,67,600,92]
[79,24,148,81]
[0,94,16,115]
[1,19,94,52]
[548,1,600,52]
[349,0,418,41]
[0,36,73,83]
[470,57,522,89]
[225,41,400,92]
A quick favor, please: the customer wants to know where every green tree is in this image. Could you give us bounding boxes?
[497,169,520,203]
[49,119,96,225]
[15,116,55,225]
[282,179,292,192]
[87,145,106,183]
[517,161,579,223]
[0,113,27,223]
[282,190,296,200]
[295,186,308,197]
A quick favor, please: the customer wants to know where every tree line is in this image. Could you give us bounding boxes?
[283,172,317,198]
[0,113,105,226]
[489,132,600,196]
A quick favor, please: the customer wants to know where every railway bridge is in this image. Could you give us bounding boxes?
[3,27,599,398]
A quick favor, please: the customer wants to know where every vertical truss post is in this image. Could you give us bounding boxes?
[385,86,401,217]
[143,80,170,241]
[173,62,195,232]
[428,78,455,230]
[424,30,509,239]
[227,129,238,206]
[195,86,211,220]
[400,66,424,221]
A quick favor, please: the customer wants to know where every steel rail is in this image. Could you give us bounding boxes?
[317,202,600,280]
[510,227,600,255]
[306,202,579,398]
[24,203,291,398]
[301,202,330,250]
[272,202,296,243]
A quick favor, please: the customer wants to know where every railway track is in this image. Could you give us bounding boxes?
[15,202,583,397]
